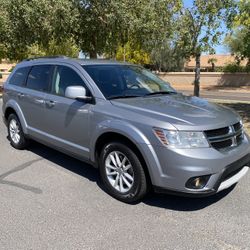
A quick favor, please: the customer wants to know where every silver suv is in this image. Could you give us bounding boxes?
[2,57,250,203]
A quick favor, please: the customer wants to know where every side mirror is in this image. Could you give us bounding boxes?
[65,86,93,102]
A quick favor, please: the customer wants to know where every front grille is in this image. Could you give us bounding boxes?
[205,122,244,150]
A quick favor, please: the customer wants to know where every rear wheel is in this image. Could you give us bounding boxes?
[8,114,29,150]
[99,142,148,203]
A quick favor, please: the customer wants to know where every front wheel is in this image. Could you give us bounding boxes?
[99,142,148,203]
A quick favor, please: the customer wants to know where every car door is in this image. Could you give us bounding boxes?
[17,65,53,134]
[42,65,92,159]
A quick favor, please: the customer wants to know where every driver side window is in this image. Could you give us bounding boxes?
[52,65,87,96]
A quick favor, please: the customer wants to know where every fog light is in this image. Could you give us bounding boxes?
[186,175,210,189]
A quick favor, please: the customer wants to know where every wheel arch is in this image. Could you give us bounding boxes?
[4,101,28,134]
[94,131,153,186]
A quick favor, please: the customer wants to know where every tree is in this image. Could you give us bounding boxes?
[176,0,235,96]
[115,42,150,65]
[0,0,10,61]
[225,0,250,64]
[75,0,181,59]
[150,40,185,72]
[3,0,79,60]
[208,58,218,72]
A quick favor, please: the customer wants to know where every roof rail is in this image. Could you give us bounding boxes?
[22,55,69,61]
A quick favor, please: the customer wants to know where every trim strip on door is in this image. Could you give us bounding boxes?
[27,126,90,152]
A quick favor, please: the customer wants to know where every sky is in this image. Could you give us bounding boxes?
[183,0,229,54]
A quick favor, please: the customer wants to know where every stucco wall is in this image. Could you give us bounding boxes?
[2,71,250,91]
[159,72,250,90]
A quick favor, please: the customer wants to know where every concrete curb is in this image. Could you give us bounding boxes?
[208,99,250,104]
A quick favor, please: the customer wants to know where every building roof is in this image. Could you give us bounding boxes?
[185,54,248,68]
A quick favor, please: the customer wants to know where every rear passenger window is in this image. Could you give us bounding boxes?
[52,65,87,96]
[9,67,30,86]
[26,65,53,92]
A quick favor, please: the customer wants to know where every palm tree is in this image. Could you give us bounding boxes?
[208,58,218,72]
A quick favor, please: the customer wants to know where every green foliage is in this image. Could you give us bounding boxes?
[0,0,9,60]
[207,58,218,64]
[225,0,250,62]
[115,43,150,65]
[3,0,79,60]
[75,0,182,58]
[44,39,79,58]
[207,57,218,72]
[0,0,240,76]
[223,62,250,73]
[177,0,235,57]
[234,0,250,27]
[8,66,15,72]
[150,40,185,72]
[175,0,235,95]
[1,0,182,60]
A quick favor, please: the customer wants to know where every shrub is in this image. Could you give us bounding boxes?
[223,62,250,73]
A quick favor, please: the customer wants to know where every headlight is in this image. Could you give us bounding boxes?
[153,128,210,148]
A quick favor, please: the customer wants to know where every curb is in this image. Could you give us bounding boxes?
[208,99,250,104]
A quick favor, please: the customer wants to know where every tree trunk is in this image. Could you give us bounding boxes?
[211,63,215,72]
[194,53,201,97]
[89,50,97,59]
[123,45,126,62]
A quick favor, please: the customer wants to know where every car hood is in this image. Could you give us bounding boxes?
[110,93,240,130]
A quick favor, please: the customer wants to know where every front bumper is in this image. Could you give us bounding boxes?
[153,153,250,197]
[140,133,250,196]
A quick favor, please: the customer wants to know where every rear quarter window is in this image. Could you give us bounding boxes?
[9,67,31,86]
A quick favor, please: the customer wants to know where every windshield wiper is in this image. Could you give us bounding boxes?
[144,91,177,97]
[108,95,142,100]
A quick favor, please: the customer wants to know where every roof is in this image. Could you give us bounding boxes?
[20,56,131,66]
[185,54,248,68]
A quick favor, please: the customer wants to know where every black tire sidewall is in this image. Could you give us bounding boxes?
[99,142,147,203]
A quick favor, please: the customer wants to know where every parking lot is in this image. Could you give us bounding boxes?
[0,99,250,250]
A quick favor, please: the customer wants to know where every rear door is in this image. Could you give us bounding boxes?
[42,65,92,159]
[20,65,53,133]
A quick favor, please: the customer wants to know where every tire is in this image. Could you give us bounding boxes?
[7,114,29,150]
[99,142,148,203]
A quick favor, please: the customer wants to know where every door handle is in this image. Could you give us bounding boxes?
[45,100,56,107]
[34,99,45,105]
[17,93,25,98]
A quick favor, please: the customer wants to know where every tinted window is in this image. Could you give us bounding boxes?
[83,65,175,99]
[52,65,87,96]
[26,65,53,92]
[9,67,30,86]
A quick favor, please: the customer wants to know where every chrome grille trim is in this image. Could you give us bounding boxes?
[205,122,244,150]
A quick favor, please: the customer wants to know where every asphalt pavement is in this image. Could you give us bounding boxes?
[0,99,250,250]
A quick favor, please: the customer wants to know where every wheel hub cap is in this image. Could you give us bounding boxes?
[105,151,134,193]
[9,119,21,144]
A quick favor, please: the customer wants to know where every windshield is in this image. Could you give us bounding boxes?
[82,64,176,99]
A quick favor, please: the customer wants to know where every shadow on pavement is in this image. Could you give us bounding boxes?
[28,141,235,211]
[27,141,99,184]
[0,157,43,194]
[143,186,235,211]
